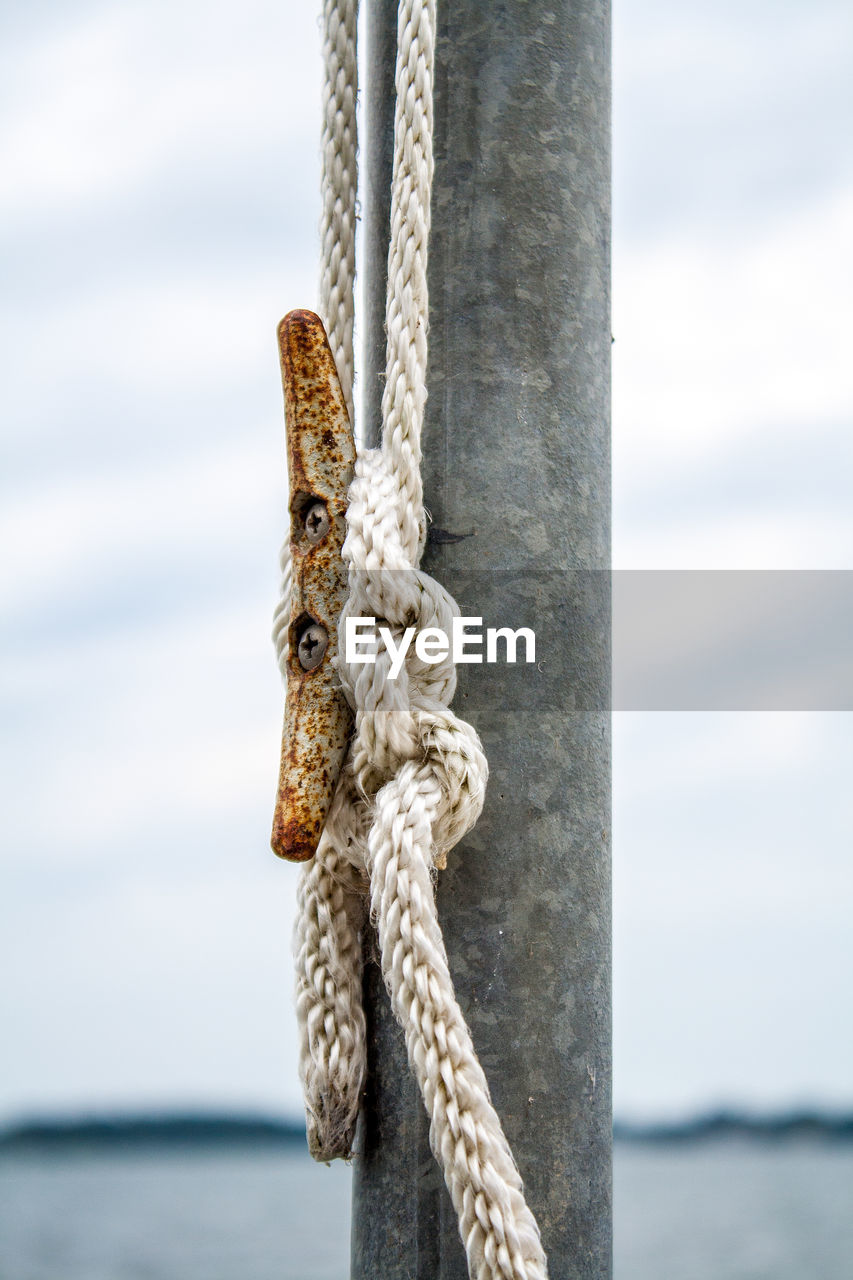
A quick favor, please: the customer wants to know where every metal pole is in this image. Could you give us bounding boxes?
[353,1,611,1275]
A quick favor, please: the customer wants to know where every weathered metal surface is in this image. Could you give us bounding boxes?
[352,1,611,1277]
[271,310,356,863]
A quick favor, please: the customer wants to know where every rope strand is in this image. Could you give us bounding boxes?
[380,0,435,560]
[319,0,358,423]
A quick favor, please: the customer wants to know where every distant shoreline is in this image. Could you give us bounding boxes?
[1,1109,851,1154]
[0,1115,307,1154]
[613,1110,853,1145]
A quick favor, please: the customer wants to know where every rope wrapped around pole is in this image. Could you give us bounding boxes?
[277,2,549,1276]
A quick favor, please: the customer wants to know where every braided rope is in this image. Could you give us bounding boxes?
[379,0,434,562]
[319,0,358,422]
[277,2,549,1275]
[293,834,367,1159]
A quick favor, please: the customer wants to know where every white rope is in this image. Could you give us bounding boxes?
[279,2,549,1275]
[318,0,358,423]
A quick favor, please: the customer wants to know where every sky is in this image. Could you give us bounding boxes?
[1,0,851,1125]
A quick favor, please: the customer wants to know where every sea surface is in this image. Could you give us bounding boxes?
[1,1142,851,1279]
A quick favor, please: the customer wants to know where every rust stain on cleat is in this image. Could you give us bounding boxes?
[271,310,356,862]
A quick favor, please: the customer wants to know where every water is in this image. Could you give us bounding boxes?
[0,1150,351,1280]
[615,1143,853,1279]
[1,1143,851,1278]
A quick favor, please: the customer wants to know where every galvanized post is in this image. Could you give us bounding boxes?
[352,0,611,1276]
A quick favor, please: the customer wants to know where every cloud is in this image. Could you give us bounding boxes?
[613,186,853,567]
[0,862,306,1117]
[0,432,288,642]
[615,185,853,461]
[0,638,282,874]
[613,711,853,1115]
[0,1,320,224]
[615,0,853,243]
[0,0,325,490]
[1,0,851,1126]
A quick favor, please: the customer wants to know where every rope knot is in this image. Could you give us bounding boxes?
[288,0,549,1270]
[335,449,487,868]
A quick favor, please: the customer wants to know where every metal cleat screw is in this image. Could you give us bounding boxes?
[297,623,328,671]
[303,502,331,543]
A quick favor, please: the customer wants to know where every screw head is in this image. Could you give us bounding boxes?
[303,502,330,544]
[297,623,328,671]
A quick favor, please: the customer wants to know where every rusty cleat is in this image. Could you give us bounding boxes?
[271,310,356,862]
